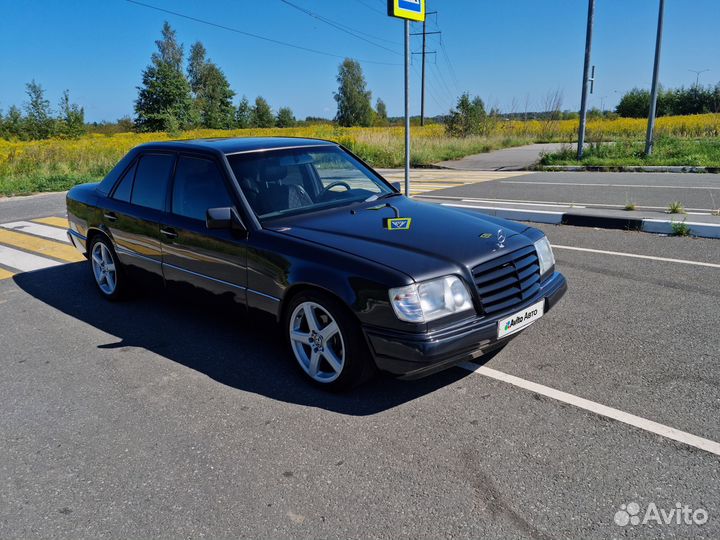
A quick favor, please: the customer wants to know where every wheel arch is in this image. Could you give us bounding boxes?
[279,283,358,327]
[85,226,114,252]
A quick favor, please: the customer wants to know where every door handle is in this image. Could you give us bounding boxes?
[160,227,178,239]
[104,211,118,222]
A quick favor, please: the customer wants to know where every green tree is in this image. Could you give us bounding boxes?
[276,106,296,128]
[200,63,235,129]
[3,105,24,139]
[24,80,54,139]
[235,96,251,128]
[185,41,235,129]
[445,93,486,137]
[187,41,207,94]
[333,58,373,127]
[134,22,194,132]
[154,21,183,70]
[57,90,86,138]
[616,88,650,118]
[374,98,388,126]
[251,96,274,128]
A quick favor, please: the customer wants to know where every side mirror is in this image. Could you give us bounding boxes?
[391,181,402,192]
[206,207,247,234]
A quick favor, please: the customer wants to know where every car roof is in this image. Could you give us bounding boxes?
[135,137,337,156]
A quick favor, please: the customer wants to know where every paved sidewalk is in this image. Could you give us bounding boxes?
[435,143,570,171]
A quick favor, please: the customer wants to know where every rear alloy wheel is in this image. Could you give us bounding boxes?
[285,291,375,390]
[89,236,125,300]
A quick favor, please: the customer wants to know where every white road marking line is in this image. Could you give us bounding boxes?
[0,245,63,272]
[502,180,720,190]
[1,221,69,243]
[461,199,584,209]
[416,194,716,213]
[442,203,564,215]
[460,363,720,457]
[552,244,720,269]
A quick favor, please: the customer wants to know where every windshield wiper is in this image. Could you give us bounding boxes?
[369,191,402,202]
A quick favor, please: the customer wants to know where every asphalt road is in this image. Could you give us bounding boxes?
[422,170,720,213]
[1,193,719,538]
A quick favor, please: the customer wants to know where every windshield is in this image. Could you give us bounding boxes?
[227,146,394,221]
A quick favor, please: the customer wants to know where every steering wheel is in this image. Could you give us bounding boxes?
[319,181,352,199]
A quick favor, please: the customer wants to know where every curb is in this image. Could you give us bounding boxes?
[452,205,720,239]
[536,165,720,173]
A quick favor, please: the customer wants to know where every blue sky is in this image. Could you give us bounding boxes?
[1,0,718,122]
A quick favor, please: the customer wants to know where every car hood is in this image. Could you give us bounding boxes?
[267,197,535,282]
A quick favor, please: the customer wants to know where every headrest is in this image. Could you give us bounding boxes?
[261,163,287,183]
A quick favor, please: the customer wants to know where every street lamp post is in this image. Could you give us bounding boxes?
[645,0,665,157]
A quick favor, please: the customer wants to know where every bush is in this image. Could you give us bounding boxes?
[617,85,720,118]
[445,93,487,137]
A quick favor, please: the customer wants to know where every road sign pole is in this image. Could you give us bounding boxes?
[388,0,424,196]
[420,17,426,127]
[577,0,595,160]
[404,18,410,196]
[645,0,665,156]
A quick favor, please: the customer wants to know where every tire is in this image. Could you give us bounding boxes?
[88,235,126,300]
[284,290,376,391]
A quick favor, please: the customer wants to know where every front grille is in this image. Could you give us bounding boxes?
[471,245,541,316]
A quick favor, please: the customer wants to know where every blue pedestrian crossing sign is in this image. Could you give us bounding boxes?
[387,0,425,22]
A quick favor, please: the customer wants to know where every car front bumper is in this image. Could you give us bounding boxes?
[363,271,567,379]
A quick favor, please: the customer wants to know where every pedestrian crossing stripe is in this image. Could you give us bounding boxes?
[32,216,69,228]
[1,221,70,243]
[0,229,83,262]
[409,182,468,195]
[0,216,81,282]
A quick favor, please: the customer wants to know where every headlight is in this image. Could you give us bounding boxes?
[389,275,474,323]
[534,236,555,278]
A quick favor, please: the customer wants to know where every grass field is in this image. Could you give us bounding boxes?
[1,113,719,196]
[540,137,720,168]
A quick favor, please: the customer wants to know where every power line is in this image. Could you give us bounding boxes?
[428,13,460,94]
[411,63,449,113]
[124,0,401,66]
[352,0,386,16]
[439,43,460,93]
[281,0,401,45]
[279,0,401,55]
[430,62,455,104]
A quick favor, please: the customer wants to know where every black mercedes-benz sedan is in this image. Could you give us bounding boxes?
[66,137,567,390]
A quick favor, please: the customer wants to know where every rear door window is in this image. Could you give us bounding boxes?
[131,154,175,211]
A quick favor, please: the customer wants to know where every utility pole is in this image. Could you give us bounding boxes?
[645,0,665,156]
[411,12,438,126]
[577,0,595,160]
[688,69,710,87]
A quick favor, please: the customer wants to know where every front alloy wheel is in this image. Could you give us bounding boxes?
[284,291,375,390]
[289,301,345,383]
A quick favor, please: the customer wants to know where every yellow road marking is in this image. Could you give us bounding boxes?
[0,268,15,281]
[32,216,68,228]
[0,229,84,262]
